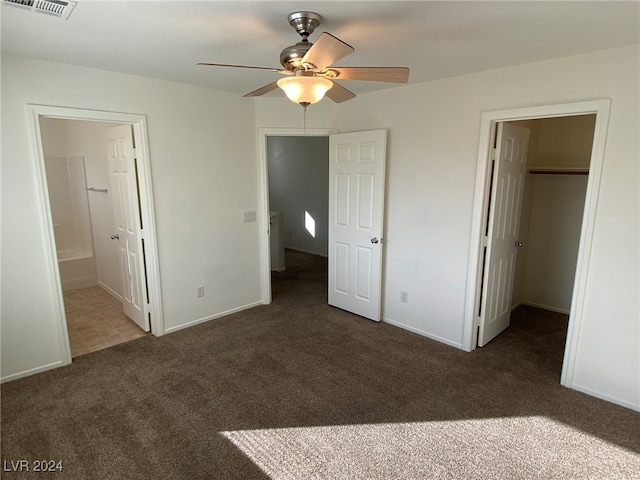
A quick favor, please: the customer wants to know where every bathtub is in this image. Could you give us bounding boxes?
[57,249,97,291]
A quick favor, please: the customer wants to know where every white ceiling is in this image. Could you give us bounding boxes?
[2,1,639,99]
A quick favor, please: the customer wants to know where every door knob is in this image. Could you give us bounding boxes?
[371,237,379,244]
[515,241,523,248]
[111,234,119,240]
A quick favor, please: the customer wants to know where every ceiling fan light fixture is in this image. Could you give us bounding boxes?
[277,76,333,105]
[198,11,409,105]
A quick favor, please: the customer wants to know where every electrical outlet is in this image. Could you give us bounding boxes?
[400,290,408,303]
[196,285,205,298]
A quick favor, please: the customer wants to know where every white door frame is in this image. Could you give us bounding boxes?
[463,99,611,389]
[257,127,338,304]
[27,104,164,366]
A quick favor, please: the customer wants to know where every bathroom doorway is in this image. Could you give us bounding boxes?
[29,104,163,362]
[40,118,147,356]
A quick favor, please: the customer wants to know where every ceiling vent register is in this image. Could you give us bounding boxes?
[3,0,77,19]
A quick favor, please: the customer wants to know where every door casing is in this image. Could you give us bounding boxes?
[464,99,611,390]
[27,104,164,367]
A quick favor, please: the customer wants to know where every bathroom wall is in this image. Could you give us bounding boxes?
[43,155,86,253]
[41,118,97,290]
[65,120,124,299]
[39,117,123,296]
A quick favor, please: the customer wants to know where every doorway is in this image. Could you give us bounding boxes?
[27,105,164,366]
[267,135,330,301]
[257,128,337,304]
[39,118,149,356]
[258,127,388,323]
[464,100,611,390]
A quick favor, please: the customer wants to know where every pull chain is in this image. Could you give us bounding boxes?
[303,104,307,134]
[300,101,310,134]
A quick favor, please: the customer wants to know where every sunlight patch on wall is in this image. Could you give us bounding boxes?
[220,417,639,479]
[305,211,316,238]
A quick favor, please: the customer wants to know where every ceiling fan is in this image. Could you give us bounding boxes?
[198,11,410,107]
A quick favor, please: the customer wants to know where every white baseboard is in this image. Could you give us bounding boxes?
[62,276,97,291]
[518,300,570,315]
[284,246,328,258]
[164,301,264,335]
[568,382,640,412]
[98,281,123,302]
[511,300,524,311]
[382,317,463,350]
[1,360,66,384]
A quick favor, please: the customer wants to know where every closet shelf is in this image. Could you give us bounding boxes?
[528,168,589,176]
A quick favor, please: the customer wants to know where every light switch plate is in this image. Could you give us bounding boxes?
[243,211,257,223]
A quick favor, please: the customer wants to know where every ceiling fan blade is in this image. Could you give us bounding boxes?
[326,81,356,103]
[243,81,280,98]
[323,67,410,83]
[197,63,288,74]
[301,32,354,71]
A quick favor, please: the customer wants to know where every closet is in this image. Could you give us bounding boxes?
[510,114,596,314]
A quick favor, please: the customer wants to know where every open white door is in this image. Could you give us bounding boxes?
[328,130,387,321]
[107,125,149,332]
[478,123,529,346]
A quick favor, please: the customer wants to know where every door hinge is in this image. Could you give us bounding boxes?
[482,235,489,247]
[491,148,497,161]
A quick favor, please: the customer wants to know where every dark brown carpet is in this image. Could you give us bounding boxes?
[2,250,639,479]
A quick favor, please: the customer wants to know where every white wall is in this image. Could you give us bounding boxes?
[39,117,69,156]
[267,136,329,256]
[40,119,76,255]
[40,117,97,291]
[65,120,124,297]
[256,45,640,409]
[522,175,588,312]
[254,97,340,131]
[535,115,596,169]
[1,55,261,380]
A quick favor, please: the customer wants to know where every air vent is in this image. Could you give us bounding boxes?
[3,0,77,19]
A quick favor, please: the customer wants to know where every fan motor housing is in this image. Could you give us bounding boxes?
[280,41,312,69]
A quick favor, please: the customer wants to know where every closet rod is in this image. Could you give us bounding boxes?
[87,187,108,193]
